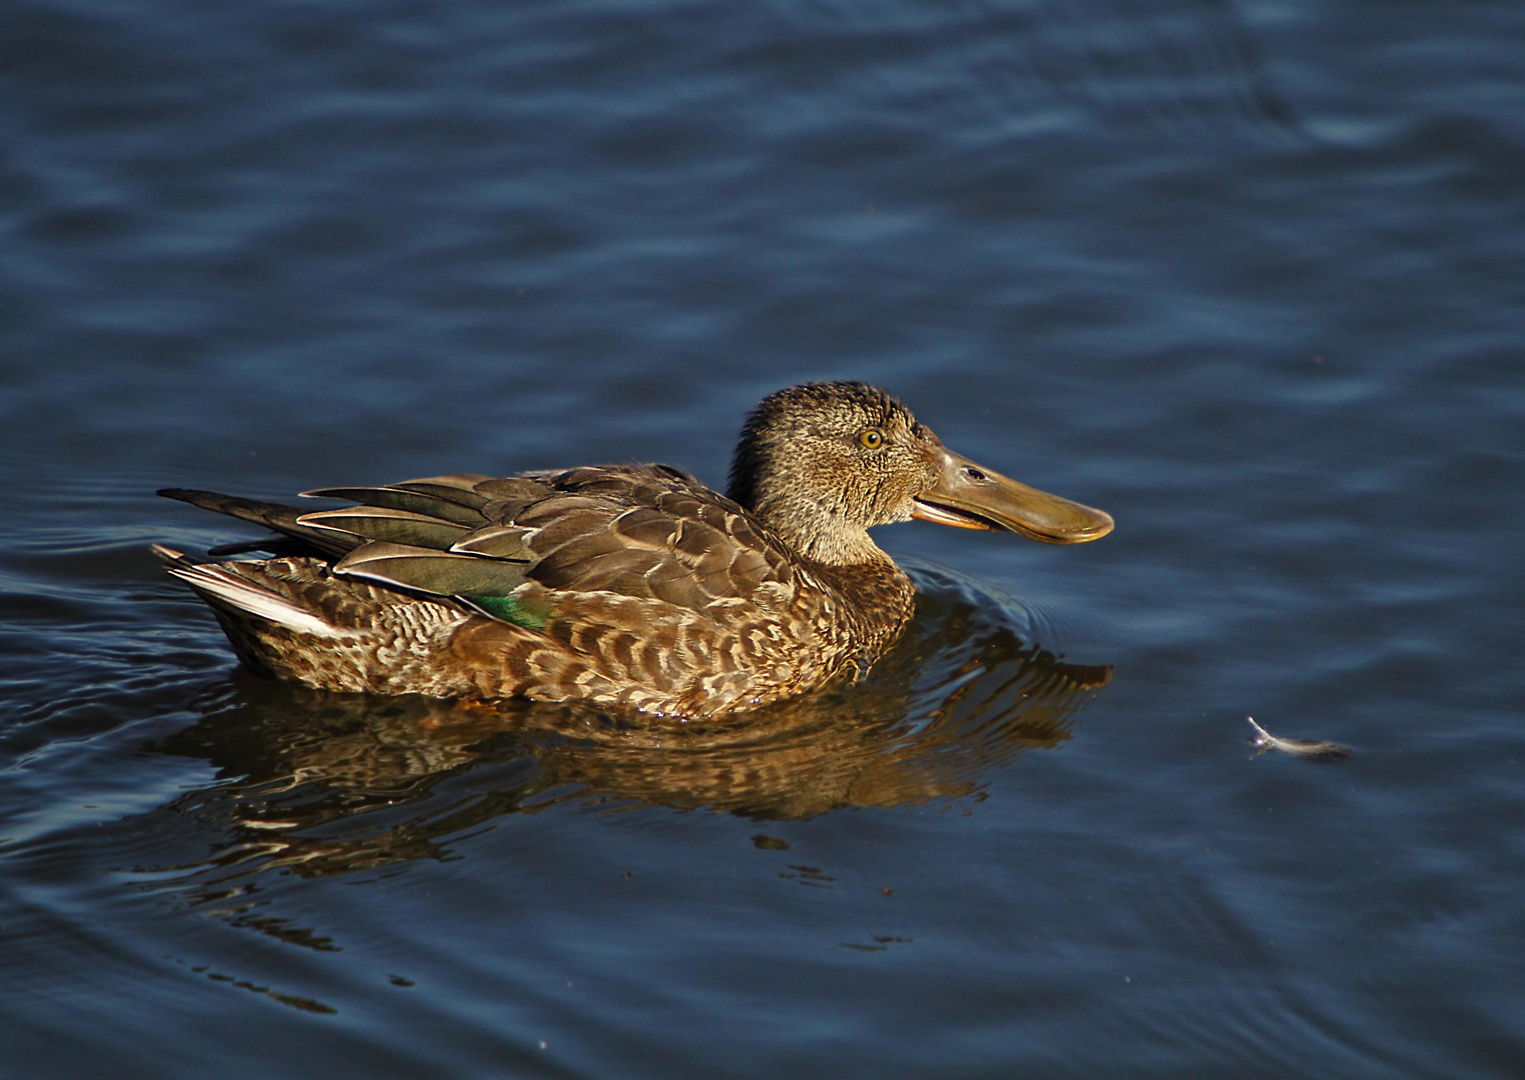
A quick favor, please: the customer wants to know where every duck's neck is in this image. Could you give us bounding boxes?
[735,474,886,567]
[771,515,891,568]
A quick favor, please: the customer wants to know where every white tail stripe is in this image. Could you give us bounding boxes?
[164,563,342,639]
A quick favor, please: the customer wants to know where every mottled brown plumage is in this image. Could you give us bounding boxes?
[156,382,1112,717]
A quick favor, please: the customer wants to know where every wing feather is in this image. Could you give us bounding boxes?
[334,542,529,598]
[297,506,473,550]
[300,485,488,525]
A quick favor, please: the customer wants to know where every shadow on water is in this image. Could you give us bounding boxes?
[134,568,1111,894]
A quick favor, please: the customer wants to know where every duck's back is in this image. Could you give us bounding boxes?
[159,464,913,716]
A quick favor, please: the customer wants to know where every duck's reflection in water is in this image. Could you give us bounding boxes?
[147,570,1111,885]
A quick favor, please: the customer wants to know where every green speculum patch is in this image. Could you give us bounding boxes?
[464,594,548,630]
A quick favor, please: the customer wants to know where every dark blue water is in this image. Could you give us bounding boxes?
[3,0,1523,1075]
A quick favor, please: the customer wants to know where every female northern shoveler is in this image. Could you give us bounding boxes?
[155,381,1112,717]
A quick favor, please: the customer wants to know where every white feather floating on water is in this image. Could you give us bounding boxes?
[1246,716,1349,760]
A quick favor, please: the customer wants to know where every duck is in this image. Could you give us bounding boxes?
[154,381,1112,717]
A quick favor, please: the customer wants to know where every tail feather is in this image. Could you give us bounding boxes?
[156,488,354,557]
[151,544,341,639]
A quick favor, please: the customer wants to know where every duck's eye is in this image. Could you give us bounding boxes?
[858,428,885,450]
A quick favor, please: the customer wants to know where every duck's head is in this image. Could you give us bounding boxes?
[727,381,1113,566]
